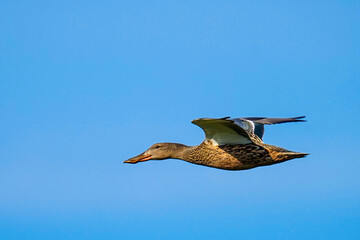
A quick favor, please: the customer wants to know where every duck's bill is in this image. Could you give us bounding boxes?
[124,153,152,164]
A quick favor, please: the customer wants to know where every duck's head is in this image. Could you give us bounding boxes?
[124,143,188,164]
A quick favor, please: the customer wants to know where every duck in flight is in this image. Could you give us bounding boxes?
[124,116,308,170]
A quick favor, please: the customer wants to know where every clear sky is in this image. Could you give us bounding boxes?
[1,0,359,239]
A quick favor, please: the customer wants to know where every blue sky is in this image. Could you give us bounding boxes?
[1,0,359,239]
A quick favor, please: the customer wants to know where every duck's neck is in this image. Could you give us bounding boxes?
[169,143,194,160]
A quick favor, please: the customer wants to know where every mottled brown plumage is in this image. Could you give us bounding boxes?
[182,141,307,170]
[124,116,308,171]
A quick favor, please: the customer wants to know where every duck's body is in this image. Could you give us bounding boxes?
[124,116,308,171]
[179,141,307,170]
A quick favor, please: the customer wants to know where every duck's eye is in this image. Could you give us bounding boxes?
[154,145,160,149]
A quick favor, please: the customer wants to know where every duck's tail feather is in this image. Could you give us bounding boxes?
[275,151,309,161]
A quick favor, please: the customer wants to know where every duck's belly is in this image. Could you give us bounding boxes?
[186,143,276,170]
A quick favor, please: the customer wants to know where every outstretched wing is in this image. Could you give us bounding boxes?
[240,116,306,139]
[191,117,255,146]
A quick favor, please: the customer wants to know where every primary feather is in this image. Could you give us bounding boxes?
[239,116,306,139]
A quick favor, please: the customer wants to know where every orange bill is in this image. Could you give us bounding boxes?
[124,153,152,164]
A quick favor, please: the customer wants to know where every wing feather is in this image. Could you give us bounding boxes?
[240,116,306,139]
[192,118,253,145]
[192,116,306,143]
